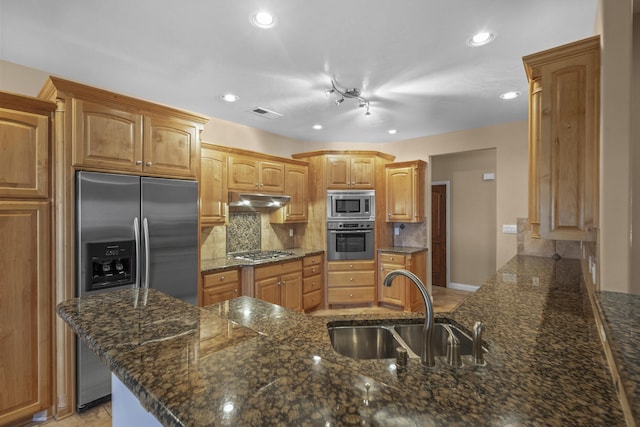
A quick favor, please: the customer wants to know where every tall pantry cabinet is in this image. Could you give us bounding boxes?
[0,92,55,425]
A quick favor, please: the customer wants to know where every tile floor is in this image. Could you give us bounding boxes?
[26,286,471,427]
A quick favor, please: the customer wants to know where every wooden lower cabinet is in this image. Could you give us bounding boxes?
[0,201,51,425]
[327,260,376,305]
[378,250,427,312]
[202,268,241,306]
[254,260,302,311]
[302,254,323,311]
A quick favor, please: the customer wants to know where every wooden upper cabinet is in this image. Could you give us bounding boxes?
[40,77,206,179]
[200,144,227,226]
[143,114,197,177]
[271,163,308,224]
[0,93,54,198]
[73,99,143,173]
[227,155,284,193]
[523,35,600,241]
[385,160,426,223]
[326,155,374,189]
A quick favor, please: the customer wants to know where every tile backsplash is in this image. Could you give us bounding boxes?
[226,212,261,253]
[517,217,580,259]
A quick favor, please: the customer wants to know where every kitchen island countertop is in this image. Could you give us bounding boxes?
[58,255,627,426]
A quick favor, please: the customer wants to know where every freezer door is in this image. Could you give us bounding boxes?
[141,177,198,305]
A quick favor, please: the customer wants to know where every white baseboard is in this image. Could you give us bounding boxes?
[448,282,480,292]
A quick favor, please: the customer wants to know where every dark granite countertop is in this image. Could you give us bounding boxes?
[201,248,324,273]
[58,255,626,426]
[595,291,640,422]
[377,246,428,254]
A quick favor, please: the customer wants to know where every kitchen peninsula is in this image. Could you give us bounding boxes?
[58,255,627,426]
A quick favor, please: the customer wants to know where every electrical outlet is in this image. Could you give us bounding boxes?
[394,225,400,236]
[502,224,517,234]
[289,228,294,237]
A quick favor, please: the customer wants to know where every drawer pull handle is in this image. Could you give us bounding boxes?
[220,276,224,281]
[146,162,152,166]
[349,277,353,281]
[136,160,142,165]
[349,293,353,297]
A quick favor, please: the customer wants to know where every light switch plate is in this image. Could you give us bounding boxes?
[502,224,517,234]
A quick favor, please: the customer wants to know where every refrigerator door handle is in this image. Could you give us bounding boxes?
[143,217,151,289]
[133,217,141,288]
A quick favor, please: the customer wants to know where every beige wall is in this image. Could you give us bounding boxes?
[432,150,497,286]
[632,12,640,292]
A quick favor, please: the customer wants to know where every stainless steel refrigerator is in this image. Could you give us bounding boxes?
[75,171,198,411]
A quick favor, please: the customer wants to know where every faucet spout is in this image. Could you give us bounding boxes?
[383,269,434,367]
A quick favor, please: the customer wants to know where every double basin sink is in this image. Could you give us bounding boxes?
[328,319,485,361]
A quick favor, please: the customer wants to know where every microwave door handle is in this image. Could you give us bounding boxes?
[143,217,151,290]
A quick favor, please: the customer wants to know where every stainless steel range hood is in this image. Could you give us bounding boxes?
[228,192,291,210]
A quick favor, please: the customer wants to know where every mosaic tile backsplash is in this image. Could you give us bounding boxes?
[226,212,261,253]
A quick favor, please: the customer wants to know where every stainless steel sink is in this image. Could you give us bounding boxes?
[328,325,401,359]
[327,321,486,361]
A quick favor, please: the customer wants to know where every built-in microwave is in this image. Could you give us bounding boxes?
[326,190,375,220]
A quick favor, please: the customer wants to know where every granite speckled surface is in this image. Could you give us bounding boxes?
[595,291,640,422]
[200,248,324,273]
[58,255,626,426]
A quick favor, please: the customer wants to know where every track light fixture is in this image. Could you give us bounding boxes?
[326,79,371,116]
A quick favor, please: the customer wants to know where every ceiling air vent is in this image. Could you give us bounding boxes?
[250,106,283,119]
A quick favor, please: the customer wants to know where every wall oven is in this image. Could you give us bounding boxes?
[327,190,375,220]
[327,220,375,260]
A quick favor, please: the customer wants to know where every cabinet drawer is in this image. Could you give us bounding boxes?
[303,289,322,310]
[328,287,375,304]
[328,260,375,271]
[303,255,322,268]
[379,253,406,264]
[255,260,302,280]
[203,282,240,306]
[203,269,240,288]
[303,264,322,278]
[303,276,322,294]
[328,271,374,287]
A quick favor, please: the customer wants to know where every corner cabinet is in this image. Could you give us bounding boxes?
[523,36,600,241]
[200,144,227,226]
[40,77,206,179]
[385,160,426,223]
[378,250,427,312]
[0,92,54,425]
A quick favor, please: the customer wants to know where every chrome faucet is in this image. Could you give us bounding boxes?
[383,269,434,367]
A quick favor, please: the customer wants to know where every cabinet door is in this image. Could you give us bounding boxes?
[386,166,413,221]
[200,147,227,225]
[258,161,284,193]
[0,109,49,198]
[271,164,308,223]
[0,202,51,425]
[326,156,351,189]
[228,155,259,191]
[280,271,302,311]
[73,99,143,172]
[255,276,280,305]
[350,156,375,189]
[143,115,198,178]
[379,263,406,306]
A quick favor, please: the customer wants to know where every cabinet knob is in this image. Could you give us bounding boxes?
[255,183,260,187]
[282,280,286,285]
[146,162,152,166]
[349,264,353,268]
[312,268,316,273]
[349,293,353,297]
[136,160,142,165]
[234,289,238,294]
[220,276,224,281]
[349,277,353,281]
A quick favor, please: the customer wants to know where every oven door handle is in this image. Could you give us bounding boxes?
[328,230,373,234]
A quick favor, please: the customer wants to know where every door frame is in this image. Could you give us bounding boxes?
[432,181,451,287]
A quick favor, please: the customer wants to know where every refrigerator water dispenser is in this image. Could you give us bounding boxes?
[86,240,135,291]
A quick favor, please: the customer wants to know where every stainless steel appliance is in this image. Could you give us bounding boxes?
[327,190,375,220]
[75,171,198,411]
[327,220,375,260]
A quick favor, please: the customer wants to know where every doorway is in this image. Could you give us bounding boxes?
[431,182,449,287]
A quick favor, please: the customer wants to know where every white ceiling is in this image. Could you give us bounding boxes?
[0,0,598,143]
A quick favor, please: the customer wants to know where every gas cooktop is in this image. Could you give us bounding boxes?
[233,250,293,261]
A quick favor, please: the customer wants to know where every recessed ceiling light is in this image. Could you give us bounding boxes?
[221,93,239,103]
[467,31,496,47]
[250,11,276,28]
[499,91,521,100]
[388,129,397,135]
[312,124,323,130]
